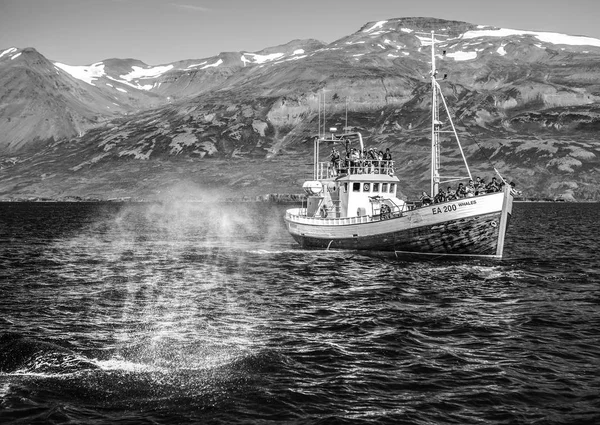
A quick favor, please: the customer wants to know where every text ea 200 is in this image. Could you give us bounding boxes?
[432,204,457,215]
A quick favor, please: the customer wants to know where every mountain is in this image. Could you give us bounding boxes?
[1,17,600,201]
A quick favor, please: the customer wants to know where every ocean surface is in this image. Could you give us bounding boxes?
[0,201,599,424]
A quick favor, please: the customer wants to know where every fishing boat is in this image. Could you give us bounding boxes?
[284,31,514,259]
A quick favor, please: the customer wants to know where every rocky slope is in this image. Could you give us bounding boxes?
[1,17,600,201]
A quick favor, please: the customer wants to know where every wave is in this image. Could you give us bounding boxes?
[0,332,99,376]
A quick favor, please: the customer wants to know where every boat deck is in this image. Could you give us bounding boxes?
[285,192,503,226]
[317,160,394,179]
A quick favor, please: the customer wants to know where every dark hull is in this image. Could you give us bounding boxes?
[290,211,506,257]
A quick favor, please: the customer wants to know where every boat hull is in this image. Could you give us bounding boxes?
[285,191,513,258]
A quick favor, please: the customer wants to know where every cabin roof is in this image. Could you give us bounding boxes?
[336,174,399,182]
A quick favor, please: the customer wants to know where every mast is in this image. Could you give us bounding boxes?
[428,31,472,196]
[430,31,441,197]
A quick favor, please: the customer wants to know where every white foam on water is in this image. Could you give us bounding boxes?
[0,381,11,398]
[7,369,80,378]
[95,358,166,373]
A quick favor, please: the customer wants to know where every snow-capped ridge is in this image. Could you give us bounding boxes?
[120,64,174,81]
[462,28,600,48]
[54,62,106,86]
[363,21,388,33]
[0,47,18,59]
[241,52,284,66]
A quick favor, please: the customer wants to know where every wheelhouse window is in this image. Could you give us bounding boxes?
[390,183,396,193]
[382,183,388,193]
[343,182,348,193]
[353,182,360,192]
[363,183,370,192]
[373,182,379,192]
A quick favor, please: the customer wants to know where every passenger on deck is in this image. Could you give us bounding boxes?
[360,148,368,173]
[420,191,433,206]
[330,148,340,176]
[465,179,475,197]
[446,186,457,201]
[486,177,500,193]
[383,148,392,174]
[366,148,377,173]
[456,182,466,198]
[380,203,391,220]
[434,188,446,204]
[474,176,484,194]
[476,178,487,195]
[509,181,522,195]
[377,150,384,173]
[343,151,351,174]
[349,148,360,174]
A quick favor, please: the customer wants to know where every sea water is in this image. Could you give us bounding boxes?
[0,202,599,424]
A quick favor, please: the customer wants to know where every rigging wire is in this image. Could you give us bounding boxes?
[436,84,511,185]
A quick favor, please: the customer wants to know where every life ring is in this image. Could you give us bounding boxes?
[491,220,497,228]
[320,207,328,218]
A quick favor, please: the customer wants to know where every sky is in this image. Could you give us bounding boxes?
[1,0,599,66]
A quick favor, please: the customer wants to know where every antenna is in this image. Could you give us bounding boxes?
[317,92,321,138]
[321,89,329,139]
[345,97,348,133]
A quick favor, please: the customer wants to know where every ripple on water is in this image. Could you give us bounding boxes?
[0,202,599,424]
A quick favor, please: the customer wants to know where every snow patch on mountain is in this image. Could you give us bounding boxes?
[10,52,21,60]
[273,54,308,65]
[447,51,477,61]
[106,75,152,91]
[416,35,433,46]
[187,61,208,68]
[242,53,284,66]
[120,65,174,81]
[0,47,18,59]
[199,58,223,69]
[54,62,106,86]
[462,28,600,47]
[363,21,387,33]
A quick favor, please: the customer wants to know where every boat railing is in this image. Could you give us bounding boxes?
[286,209,374,225]
[317,160,394,179]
